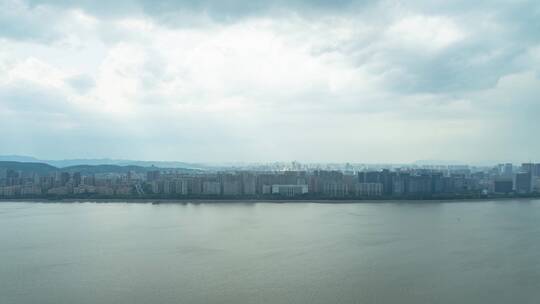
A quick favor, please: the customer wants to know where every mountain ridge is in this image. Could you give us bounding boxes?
[0,161,200,175]
[0,155,204,170]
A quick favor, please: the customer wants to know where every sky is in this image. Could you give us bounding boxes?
[0,0,539,164]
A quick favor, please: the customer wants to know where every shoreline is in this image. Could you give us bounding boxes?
[1,196,539,204]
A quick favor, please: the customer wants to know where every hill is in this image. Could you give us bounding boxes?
[0,161,58,175]
[0,161,200,176]
[0,155,205,170]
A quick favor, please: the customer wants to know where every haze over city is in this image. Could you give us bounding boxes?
[1,0,540,162]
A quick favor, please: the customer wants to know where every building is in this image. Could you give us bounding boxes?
[358,170,394,195]
[82,175,95,186]
[95,186,114,195]
[494,179,513,194]
[322,182,348,197]
[60,172,70,186]
[219,173,241,196]
[223,180,241,196]
[163,180,175,194]
[175,179,189,195]
[48,186,71,195]
[73,172,82,187]
[73,185,97,195]
[515,172,532,194]
[241,173,256,195]
[524,163,540,177]
[355,183,383,197]
[310,170,343,194]
[1,185,21,196]
[115,186,133,196]
[21,185,42,196]
[262,185,272,194]
[149,181,163,194]
[408,175,432,194]
[146,170,161,181]
[502,163,513,176]
[392,173,410,195]
[533,177,540,193]
[271,184,308,197]
[187,177,202,195]
[522,163,534,174]
[202,181,221,195]
[3,163,540,199]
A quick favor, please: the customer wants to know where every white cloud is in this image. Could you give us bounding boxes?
[2,57,67,88]
[386,15,465,52]
[0,0,539,162]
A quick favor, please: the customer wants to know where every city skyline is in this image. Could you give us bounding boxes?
[2,158,540,199]
[1,0,540,163]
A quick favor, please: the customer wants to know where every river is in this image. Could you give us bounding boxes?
[1,200,539,303]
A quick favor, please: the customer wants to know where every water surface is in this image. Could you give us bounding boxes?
[1,200,539,303]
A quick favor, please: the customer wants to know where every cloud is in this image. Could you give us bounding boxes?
[24,0,363,21]
[0,0,539,162]
[0,0,58,41]
[65,74,96,93]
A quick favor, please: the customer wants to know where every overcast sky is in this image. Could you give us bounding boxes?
[0,0,539,163]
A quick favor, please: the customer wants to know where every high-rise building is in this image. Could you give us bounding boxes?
[188,177,202,195]
[202,181,221,195]
[522,163,534,174]
[431,172,444,194]
[355,183,383,196]
[322,182,348,197]
[241,173,256,195]
[175,179,189,195]
[163,180,175,194]
[271,184,308,197]
[503,163,513,176]
[6,169,19,179]
[222,180,241,196]
[6,170,19,186]
[515,172,532,194]
[219,173,241,196]
[73,172,82,187]
[379,169,394,195]
[534,164,540,177]
[408,175,432,194]
[60,172,70,186]
[494,179,513,194]
[392,173,410,195]
[146,170,161,181]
